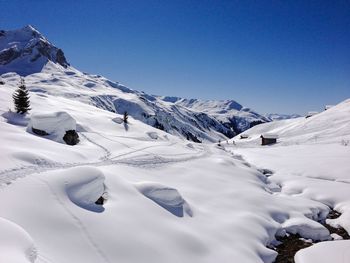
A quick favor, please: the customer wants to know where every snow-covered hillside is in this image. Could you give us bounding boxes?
[233,99,350,145]
[0,25,271,142]
[1,25,349,263]
[230,99,350,262]
[2,75,349,263]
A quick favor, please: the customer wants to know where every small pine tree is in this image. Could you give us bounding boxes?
[123,111,129,123]
[13,78,31,114]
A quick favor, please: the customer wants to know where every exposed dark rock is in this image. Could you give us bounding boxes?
[56,49,69,68]
[324,209,350,240]
[249,120,265,128]
[0,47,20,65]
[95,196,105,205]
[270,209,350,263]
[327,210,341,220]
[153,119,165,131]
[63,130,79,145]
[182,130,202,143]
[32,127,49,136]
[37,40,52,59]
[272,234,313,263]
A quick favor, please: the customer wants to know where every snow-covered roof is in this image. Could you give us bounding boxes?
[261,133,278,139]
[28,111,77,143]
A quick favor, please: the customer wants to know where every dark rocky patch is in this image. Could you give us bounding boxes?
[95,196,105,205]
[272,234,313,263]
[63,130,79,145]
[56,49,69,68]
[0,47,20,65]
[32,127,49,136]
[324,209,350,240]
[270,209,350,263]
[182,130,202,143]
[258,168,274,176]
[326,210,341,220]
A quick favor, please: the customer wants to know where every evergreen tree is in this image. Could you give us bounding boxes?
[123,111,129,123]
[13,78,31,114]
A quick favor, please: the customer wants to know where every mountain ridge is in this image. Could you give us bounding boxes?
[0,25,297,142]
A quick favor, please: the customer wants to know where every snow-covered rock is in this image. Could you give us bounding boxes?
[27,111,77,143]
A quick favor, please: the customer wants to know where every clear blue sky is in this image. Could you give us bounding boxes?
[1,0,349,114]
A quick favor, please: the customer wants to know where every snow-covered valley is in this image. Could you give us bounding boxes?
[0,25,349,263]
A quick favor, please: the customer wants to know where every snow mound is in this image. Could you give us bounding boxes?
[27,111,76,143]
[136,182,193,217]
[146,131,158,140]
[65,167,106,213]
[295,240,350,263]
[112,116,123,124]
[282,217,330,241]
[0,217,37,263]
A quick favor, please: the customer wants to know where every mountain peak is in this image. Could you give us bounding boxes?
[0,25,69,76]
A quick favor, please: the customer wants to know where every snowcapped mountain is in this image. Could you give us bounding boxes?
[0,25,69,76]
[264,113,301,121]
[0,25,269,142]
[160,97,270,133]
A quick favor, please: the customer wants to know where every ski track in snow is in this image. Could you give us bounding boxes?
[0,132,209,187]
[33,175,111,263]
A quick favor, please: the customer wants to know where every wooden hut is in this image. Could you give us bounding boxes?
[305,111,318,118]
[260,134,278,145]
[240,134,249,139]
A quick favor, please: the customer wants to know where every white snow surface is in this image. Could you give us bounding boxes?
[0,217,37,263]
[231,99,350,262]
[2,76,349,262]
[295,240,350,263]
[0,25,349,263]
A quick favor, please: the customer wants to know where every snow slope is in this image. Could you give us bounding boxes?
[233,99,350,145]
[2,73,347,262]
[231,99,350,262]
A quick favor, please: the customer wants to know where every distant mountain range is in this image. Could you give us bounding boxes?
[0,25,299,142]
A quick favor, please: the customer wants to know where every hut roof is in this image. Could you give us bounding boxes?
[261,133,278,139]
